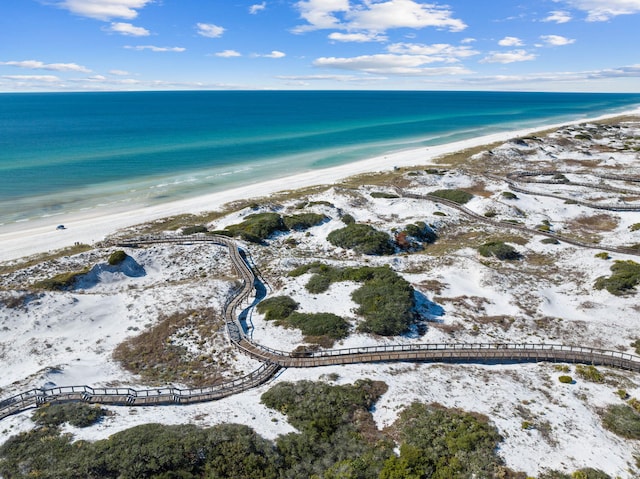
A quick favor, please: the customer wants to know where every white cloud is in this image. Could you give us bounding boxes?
[562,0,640,21]
[328,32,386,42]
[215,50,242,58]
[543,10,573,23]
[461,37,476,44]
[313,54,472,75]
[294,0,465,33]
[108,22,150,36]
[2,74,61,82]
[52,0,153,21]
[262,50,286,58]
[249,2,267,14]
[109,69,130,75]
[498,36,523,47]
[540,34,576,46]
[387,43,479,61]
[480,49,537,64]
[0,60,91,73]
[276,74,388,82]
[464,64,640,85]
[196,23,225,38]
[124,45,186,52]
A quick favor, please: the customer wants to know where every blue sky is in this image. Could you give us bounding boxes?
[1,0,639,92]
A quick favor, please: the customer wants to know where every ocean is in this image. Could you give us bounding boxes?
[1,90,639,227]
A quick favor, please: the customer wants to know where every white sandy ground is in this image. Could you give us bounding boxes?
[1,109,639,263]
[2,111,640,477]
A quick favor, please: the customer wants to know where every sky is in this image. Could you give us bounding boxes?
[1,0,639,92]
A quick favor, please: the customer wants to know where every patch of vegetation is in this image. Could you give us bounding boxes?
[429,189,474,204]
[382,402,505,478]
[107,250,128,265]
[327,223,394,255]
[478,241,521,260]
[541,237,560,245]
[32,403,106,428]
[256,295,299,320]
[575,365,604,383]
[370,191,400,199]
[602,404,640,439]
[433,211,447,216]
[631,338,640,355]
[501,191,518,200]
[570,468,612,479]
[181,224,208,235]
[484,210,497,218]
[536,223,551,232]
[558,375,573,384]
[594,260,640,295]
[631,223,640,232]
[113,308,227,387]
[395,221,437,251]
[341,213,355,224]
[32,267,91,290]
[290,263,416,336]
[286,312,349,341]
[224,212,287,243]
[594,252,610,260]
[282,213,328,231]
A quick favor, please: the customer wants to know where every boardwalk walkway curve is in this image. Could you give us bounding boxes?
[2,174,640,420]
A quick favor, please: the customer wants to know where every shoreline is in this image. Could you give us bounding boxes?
[1,107,638,263]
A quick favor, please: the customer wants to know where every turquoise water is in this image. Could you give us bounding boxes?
[1,90,639,226]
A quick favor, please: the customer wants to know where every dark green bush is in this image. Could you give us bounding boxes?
[575,365,604,383]
[501,191,518,200]
[181,225,208,235]
[571,468,612,479]
[631,223,640,232]
[108,250,128,265]
[225,213,286,243]
[293,263,415,336]
[287,312,349,340]
[594,260,640,295]
[283,213,327,231]
[33,268,91,290]
[541,237,560,245]
[341,213,355,225]
[558,375,573,384]
[327,223,394,255]
[370,191,399,199]
[478,241,521,260]
[429,189,474,204]
[32,403,106,428]
[256,295,299,320]
[602,404,640,439]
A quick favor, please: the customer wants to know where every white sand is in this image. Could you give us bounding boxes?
[2,108,638,263]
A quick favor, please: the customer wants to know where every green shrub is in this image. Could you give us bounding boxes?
[594,252,610,260]
[287,312,349,340]
[225,213,286,243]
[484,210,497,218]
[541,237,560,245]
[384,402,504,478]
[501,191,518,200]
[477,241,521,260]
[370,191,400,199]
[107,250,128,265]
[340,213,355,225]
[536,224,551,232]
[181,225,208,235]
[602,404,640,439]
[631,223,640,232]
[33,267,91,290]
[308,200,334,208]
[283,213,327,231]
[571,468,611,479]
[327,223,394,255]
[594,260,640,295]
[632,338,640,355]
[32,403,106,428]
[575,365,604,383]
[558,375,573,384]
[306,273,332,294]
[256,296,299,320]
[429,189,474,204]
[433,211,447,216]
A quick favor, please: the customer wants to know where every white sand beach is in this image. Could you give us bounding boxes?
[1,108,638,263]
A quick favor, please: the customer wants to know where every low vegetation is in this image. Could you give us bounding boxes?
[594,260,640,295]
[181,224,208,235]
[558,375,573,384]
[107,250,128,265]
[224,212,287,243]
[370,191,400,199]
[282,212,327,231]
[429,188,474,204]
[575,365,604,383]
[32,403,107,428]
[631,223,640,232]
[32,267,91,290]
[290,263,415,336]
[395,221,438,251]
[478,241,521,260]
[327,223,394,255]
[256,295,299,320]
[602,404,640,439]
[501,191,518,200]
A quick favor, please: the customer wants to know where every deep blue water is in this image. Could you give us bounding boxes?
[1,90,639,225]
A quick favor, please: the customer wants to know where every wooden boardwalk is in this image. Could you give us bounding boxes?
[2,204,640,419]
